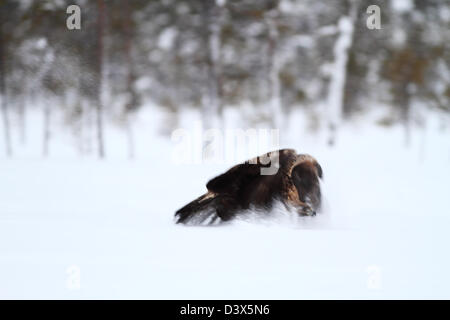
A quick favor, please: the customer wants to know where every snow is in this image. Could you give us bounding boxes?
[158,27,177,51]
[391,0,414,13]
[1,107,450,299]
[216,0,226,7]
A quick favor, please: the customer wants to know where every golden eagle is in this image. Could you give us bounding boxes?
[175,149,323,224]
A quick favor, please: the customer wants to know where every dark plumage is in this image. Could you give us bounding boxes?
[175,149,323,225]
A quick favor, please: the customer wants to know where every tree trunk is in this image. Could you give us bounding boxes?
[0,8,12,157]
[40,51,55,157]
[400,83,411,146]
[125,117,135,159]
[171,28,181,112]
[0,91,11,157]
[202,0,224,130]
[326,1,358,146]
[18,97,26,145]
[96,0,105,158]
[84,100,93,155]
[266,7,282,130]
[124,0,136,159]
[42,102,50,157]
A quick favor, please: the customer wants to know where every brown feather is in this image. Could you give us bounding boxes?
[175,149,323,224]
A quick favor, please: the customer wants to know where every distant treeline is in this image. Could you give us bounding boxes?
[0,0,448,157]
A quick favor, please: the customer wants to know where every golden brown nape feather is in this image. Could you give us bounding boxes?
[174,149,323,225]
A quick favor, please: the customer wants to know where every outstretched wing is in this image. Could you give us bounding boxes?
[206,149,298,206]
[175,149,302,224]
[206,162,261,195]
[176,157,271,225]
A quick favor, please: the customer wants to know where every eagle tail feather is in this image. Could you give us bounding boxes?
[175,192,219,225]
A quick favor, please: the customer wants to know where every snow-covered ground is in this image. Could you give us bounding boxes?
[1,106,450,299]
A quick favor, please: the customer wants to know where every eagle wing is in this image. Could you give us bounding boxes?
[174,149,323,224]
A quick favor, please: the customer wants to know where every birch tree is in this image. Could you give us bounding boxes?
[326,1,358,146]
[265,2,282,130]
[41,49,54,157]
[202,0,225,130]
[96,0,105,158]
[123,0,137,159]
[0,6,12,157]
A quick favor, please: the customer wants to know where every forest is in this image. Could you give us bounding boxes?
[0,0,448,158]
